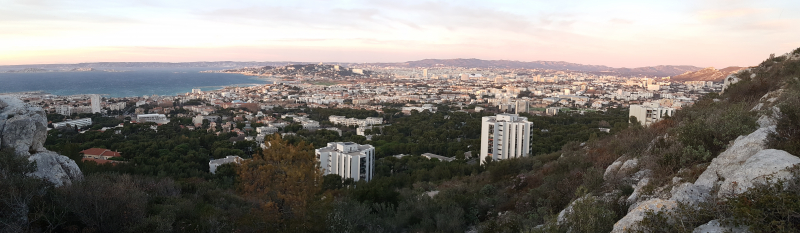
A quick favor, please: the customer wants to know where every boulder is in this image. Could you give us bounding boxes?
[718,149,800,196]
[604,160,623,180]
[695,126,775,190]
[612,198,677,233]
[28,150,83,187]
[692,220,750,233]
[0,95,83,187]
[0,96,49,156]
[670,182,710,206]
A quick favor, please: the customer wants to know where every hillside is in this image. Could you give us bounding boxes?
[368,58,703,77]
[671,66,746,82]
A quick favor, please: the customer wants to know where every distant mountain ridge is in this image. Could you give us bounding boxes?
[671,66,746,82]
[0,60,706,77]
[366,58,703,77]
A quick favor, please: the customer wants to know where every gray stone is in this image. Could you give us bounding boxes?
[612,198,677,233]
[718,149,800,196]
[695,126,775,191]
[693,220,750,233]
[0,96,48,156]
[620,158,639,171]
[28,150,83,187]
[670,182,710,206]
[604,159,624,180]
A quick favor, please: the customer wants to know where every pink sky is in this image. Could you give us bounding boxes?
[1,0,798,68]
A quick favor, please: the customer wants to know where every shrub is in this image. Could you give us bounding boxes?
[559,196,617,233]
[768,79,800,156]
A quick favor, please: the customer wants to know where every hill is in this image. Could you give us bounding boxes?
[671,66,746,82]
[368,58,704,77]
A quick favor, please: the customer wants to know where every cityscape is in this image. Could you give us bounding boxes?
[1,0,800,233]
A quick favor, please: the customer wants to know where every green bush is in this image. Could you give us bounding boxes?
[768,79,800,156]
[558,196,617,233]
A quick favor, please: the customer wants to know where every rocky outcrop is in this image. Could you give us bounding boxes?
[717,149,800,196]
[0,96,49,156]
[612,198,677,233]
[692,220,750,233]
[694,126,775,194]
[0,95,82,187]
[28,151,84,187]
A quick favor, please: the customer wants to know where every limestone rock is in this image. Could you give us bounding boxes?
[604,160,623,180]
[718,149,800,196]
[692,220,750,233]
[28,150,83,187]
[0,96,48,156]
[612,198,677,233]
[620,158,639,171]
[695,126,775,190]
[670,182,710,206]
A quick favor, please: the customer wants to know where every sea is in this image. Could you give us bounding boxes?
[0,68,272,98]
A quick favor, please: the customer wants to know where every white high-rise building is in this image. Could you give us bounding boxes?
[423,69,428,79]
[55,105,72,116]
[315,142,375,182]
[480,114,532,165]
[91,94,101,114]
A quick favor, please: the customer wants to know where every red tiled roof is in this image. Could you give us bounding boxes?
[80,148,121,157]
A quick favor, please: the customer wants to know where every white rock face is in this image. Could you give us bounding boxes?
[695,126,775,191]
[718,149,800,196]
[0,96,48,156]
[0,95,83,187]
[28,151,84,187]
[670,182,710,206]
[693,220,750,233]
[612,198,677,233]
[620,158,639,171]
[604,160,624,180]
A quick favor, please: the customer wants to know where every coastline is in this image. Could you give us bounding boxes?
[0,70,275,99]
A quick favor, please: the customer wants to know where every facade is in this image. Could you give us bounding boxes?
[52,118,92,129]
[629,104,675,126]
[209,155,245,174]
[315,142,375,182]
[136,114,170,124]
[91,94,101,114]
[55,105,71,116]
[480,114,532,165]
[515,100,529,114]
[80,148,122,160]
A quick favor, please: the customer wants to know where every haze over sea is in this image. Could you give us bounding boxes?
[0,69,271,98]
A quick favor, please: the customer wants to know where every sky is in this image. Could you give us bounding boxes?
[1,0,799,68]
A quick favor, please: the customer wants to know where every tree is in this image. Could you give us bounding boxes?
[236,135,322,231]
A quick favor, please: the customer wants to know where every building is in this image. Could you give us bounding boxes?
[480,114,532,165]
[546,107,560,116]
[55,105,71,116]
[52,118,92,129]
[515,100,529,114]
[91,94,101,114]
[80,148,121,160]
[209,155,245,174]
[629,104,675,126]
[421,153,455,162]
[315,142,375,182]
[136,114,170,124]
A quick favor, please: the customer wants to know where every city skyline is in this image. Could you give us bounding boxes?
[2,0,799,68]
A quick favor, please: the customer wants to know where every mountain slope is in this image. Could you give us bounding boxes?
[368,58,703,77]
[671,66,746,82]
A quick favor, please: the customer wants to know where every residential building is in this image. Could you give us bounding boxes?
[80,148,121,160]
[629,104,675,126]
[55,105,71,116]
[315,142,375,182]
[480,114,532,165]
[52,118,92,129]
[209,155,245,174]
[136,114,170,124]
[91,94,101,114]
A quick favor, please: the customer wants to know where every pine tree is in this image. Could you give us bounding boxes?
[236,134,322,231]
